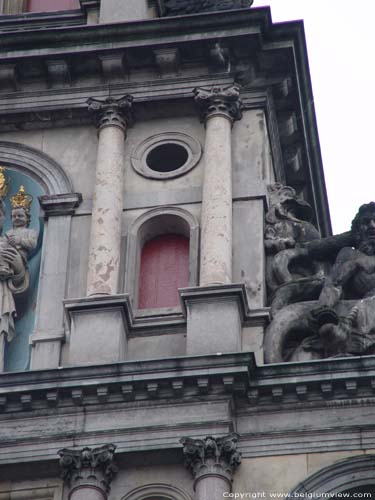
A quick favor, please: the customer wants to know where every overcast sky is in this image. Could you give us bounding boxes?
[252,0,374,234]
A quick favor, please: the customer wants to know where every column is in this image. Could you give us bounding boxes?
[181,434,241,500]
[59,444,118,500]
[194,85,242,286]
[86,95,133,297]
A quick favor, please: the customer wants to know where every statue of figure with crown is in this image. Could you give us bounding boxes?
[0,167,37,371]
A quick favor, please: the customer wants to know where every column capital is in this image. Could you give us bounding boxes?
[58,444,118,495]
[193,84,242,123]
[87,95,133,132]
[180,433,241,484]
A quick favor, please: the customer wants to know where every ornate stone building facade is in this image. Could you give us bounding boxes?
[0,1,374,499]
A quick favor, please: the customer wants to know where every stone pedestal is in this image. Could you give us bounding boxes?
[180,284,248,355]
[30,193,82,370]
[59,444,117,500]
[86,96,132,297]
[181,434,241,500]
[64,295,131,365]
[194,85,242,286]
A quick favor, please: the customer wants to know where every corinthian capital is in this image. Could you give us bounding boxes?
[58,444,118,494]
[194,85,242,123]
[87,95,133,132]
[180,433,241,481]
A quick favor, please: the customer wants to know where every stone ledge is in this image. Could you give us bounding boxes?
[179,283,270,326]
[0,352,255,413]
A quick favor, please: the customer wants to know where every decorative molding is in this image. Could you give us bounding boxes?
[0,141,73,195]
[181,433,241,485]
[59,444,118,494]
[87,96,133,133]
[38,193,82,217]
[130,132,202,180]
[291,455,375,494]
[122,483,193,500]
[194,84,243,123]
[0,351,254,413]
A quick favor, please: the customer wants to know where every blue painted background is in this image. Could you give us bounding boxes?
[4,171,43,372]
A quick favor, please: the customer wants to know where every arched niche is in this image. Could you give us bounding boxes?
[124,206,199,311]
[291,455,375,496]
[0,141,72,195]
[0,141,78,371]
[122,483,193,500]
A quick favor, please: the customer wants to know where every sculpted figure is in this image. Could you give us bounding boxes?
[0,172,35,371]
[264,202,375,363]
[265,183,324,314]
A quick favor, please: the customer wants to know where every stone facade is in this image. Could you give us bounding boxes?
[0,0,374,499]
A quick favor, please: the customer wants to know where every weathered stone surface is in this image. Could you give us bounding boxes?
[59,444,117,496]
[265,201,375,363]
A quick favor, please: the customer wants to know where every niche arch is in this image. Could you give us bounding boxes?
[125,206,199,309]
[0,141,73,195]
[0,141,75,371]
[291,455,375,495]
[122,483,193,500]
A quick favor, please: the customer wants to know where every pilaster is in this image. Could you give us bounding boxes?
[30,193,82,370]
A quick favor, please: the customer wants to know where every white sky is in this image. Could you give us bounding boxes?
[252,0,375,234]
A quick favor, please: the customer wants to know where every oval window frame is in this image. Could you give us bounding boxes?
[130,132,202,180]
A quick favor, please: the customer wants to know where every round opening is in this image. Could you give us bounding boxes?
[146,143,189,173]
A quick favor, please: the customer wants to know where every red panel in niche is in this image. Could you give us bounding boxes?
[26,0,80,12]
[139,234,189,309]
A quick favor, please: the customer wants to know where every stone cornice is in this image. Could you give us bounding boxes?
[39,193,82,217]
[1,354,375,413]
[0,352,255,413]
[0,8,331,235]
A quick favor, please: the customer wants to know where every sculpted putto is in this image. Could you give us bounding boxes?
[264,185,375,363]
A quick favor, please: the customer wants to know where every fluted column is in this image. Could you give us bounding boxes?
[194,85,242,286]
[181,434,241,500]
[86,96,133,296]
[59,444,118,500]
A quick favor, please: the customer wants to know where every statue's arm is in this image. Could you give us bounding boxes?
[303,231,353,259]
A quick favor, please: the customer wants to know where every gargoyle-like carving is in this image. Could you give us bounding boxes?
[265,183,323,314]
[180,433,241,480]
[58,444,118,493]
[162,0,253,16]
[264,201,375,363]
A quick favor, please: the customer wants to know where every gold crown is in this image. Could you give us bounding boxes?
[10,185,33,210]
[0,167,10,198]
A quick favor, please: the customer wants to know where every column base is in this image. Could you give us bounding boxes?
[64,295,131,365]
[180,284,249,355]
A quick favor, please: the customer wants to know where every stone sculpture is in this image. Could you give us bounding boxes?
[162,0,253,16]
[0,169,36,371]
[264,193,375,363]
[265,183,324,314]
